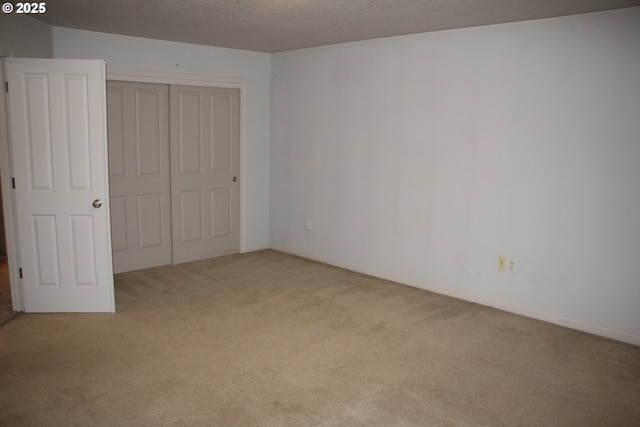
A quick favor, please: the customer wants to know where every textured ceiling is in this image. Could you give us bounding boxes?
[36,0,640,53]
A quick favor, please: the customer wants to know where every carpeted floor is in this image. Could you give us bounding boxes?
[0,250,638,426]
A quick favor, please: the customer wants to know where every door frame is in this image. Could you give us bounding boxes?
[107,67,247,258]
[0,63,22,310]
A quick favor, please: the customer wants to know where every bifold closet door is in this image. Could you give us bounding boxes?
[107,81,172,273]
[170,85,240,264]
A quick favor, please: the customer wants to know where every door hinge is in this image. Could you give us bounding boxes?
[233,176,238,182]
[19,268,23,279]
[11,177,15,189]
[4,82,7,94]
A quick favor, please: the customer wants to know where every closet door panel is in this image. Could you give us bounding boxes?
[107,81,171,273]
[170,85,240,264]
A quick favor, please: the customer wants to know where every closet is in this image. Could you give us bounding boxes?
[107,81,240,274]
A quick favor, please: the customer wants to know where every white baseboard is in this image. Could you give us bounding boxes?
[242,244,271,253]
[270,246,640,347]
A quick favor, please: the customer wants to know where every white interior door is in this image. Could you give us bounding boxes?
[170,85,240,264]
[4,58,115,313]
[107,81,171,273]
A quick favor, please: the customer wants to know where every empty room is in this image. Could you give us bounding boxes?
[1,1,639,425]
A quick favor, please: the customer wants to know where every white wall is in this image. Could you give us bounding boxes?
[271,8,640,344]
[0,13,52,57]
[52,28,271,252]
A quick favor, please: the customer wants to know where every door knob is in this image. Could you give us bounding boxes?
[92,199,102,208]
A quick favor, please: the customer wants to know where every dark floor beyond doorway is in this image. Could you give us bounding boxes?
[0,256,16,325]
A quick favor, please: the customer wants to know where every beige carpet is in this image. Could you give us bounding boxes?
[1,250,638,426]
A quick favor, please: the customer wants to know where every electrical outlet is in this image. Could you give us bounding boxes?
[305,219,312,230]
[508,259,517,272]
[497,256,506,271]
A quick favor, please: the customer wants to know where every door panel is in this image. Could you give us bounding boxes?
[171,85,240,264]
[24,74,54,190]
[211,94,232,172]
[110,196,128,252]
[180,190,203,243]
[66,75,92,191]
[107,88,126,176]
[33,215,60,286]
[211,188,231,238]
[70,215,97,286]
[136,90,163,176]
[5,58,115,312]
[107,81,171,273]
[138,193,163,248]
[178,92,203,175]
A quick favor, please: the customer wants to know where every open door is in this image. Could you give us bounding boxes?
[3,58,115,313]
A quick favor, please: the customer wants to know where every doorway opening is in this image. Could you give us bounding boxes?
[0,173,15,324]
[0,255,16,325]
[0,60,18,322]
